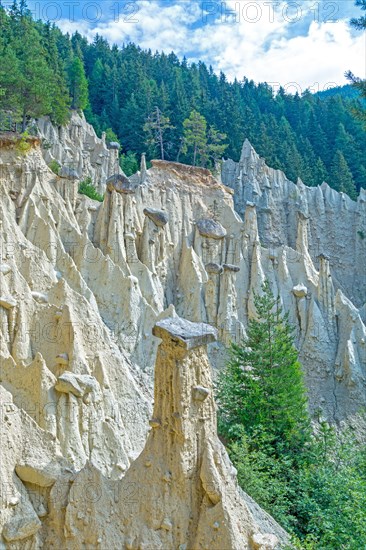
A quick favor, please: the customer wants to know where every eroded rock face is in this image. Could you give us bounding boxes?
[58,317,287,549]
[222,139,366,308]
[37,111,123,194]
[0,112,365,547]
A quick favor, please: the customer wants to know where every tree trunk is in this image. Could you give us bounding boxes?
[156,107,164,160]
[22,112,26,133]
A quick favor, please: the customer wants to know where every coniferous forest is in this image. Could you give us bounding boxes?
[0,0,365,200]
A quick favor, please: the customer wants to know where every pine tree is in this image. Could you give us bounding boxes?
[182,110,207,166]
[346,1,366,125]
[350,0,366,29]
[40,21,70,124]
[314,157,328,185]
[0,16,22,118]
[217,280,310,452]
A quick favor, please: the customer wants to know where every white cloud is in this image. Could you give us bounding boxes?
[57,0,365,90]
[196,18,365,91]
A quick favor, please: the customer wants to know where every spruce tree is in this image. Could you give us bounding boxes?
[330,150,358,200]
[346,1,366,125]
[40,21,70,125]
[6,4,55,130]
[350,0,366,29]
[68,56,89,111]
[217,280,310,452]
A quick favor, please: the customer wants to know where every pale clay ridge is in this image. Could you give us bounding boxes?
[0,112,364,547]
[52,318,287,549]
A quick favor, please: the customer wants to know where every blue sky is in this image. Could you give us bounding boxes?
[13,1,366,90]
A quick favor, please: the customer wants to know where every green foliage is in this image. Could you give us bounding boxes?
[330,150,358,200]
[350,0,366,29]
[182,110,207,166]
[0,2,365,197]
[120,151,139,176]
[48,159,60,175]
[346,2,366,126]
[182,110,227,167]
[292,424,366,548]
[0,1,69,127]
[68,56,89,111]
[78,177,104,202]
[105,127,118,144]
[357,230,365,239]
[216,281,366,547]
[42,139,52,150]
[229,422,366,546]
[15,130,31,155]
[217,280,310,451]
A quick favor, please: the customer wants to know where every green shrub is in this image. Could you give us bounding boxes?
[78,177,104,202]
[42,139,52,150]
[105,127,119,144]
[120,151,139,176]
[16,131,32,156]
[48,159,61,175]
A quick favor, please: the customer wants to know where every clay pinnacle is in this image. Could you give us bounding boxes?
[153,317,218,350]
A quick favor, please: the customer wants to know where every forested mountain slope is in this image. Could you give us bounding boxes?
[0,2,365,199]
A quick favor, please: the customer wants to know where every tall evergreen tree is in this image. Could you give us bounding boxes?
[68,56,89,111]
[182,110,207,166]
[329,150,358,199]
[39,21,70,124]
[217,280,310,452]
[8,8,55,130]
[346,1,366,125]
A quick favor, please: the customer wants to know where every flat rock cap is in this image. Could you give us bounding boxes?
[107,174,134,194]
[143,207,169,227]
[223,263,240,272]
[196,218,227,239]
[60,166,79,179]
[205,262,223,274]
[292,284,308,298]
[108,142,120,149]
[153,317,218,349]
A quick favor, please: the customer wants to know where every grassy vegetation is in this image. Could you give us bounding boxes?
[48,159,60,175]
[78,177,104,202]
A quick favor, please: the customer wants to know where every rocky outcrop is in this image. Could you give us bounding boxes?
[37,111,122,194]
[37,317,287,549]
[222,139,366,308]
[0,112,365,547]
[106,316,287,549]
